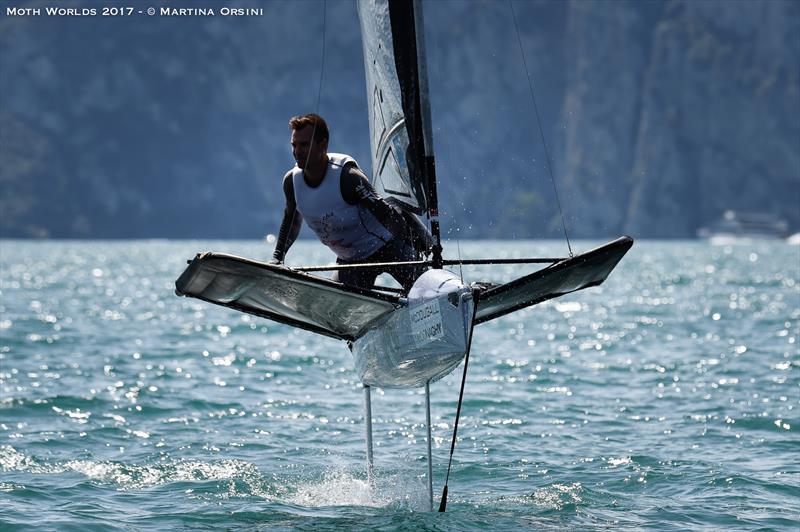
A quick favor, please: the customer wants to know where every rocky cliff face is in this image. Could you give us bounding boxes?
[556,1,664,237]
[557,0,799,238]
[1,0,797,239]
[0,1,369,239]
[625,0,800,237]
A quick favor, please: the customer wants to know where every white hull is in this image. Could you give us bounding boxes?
[352,269,474,389]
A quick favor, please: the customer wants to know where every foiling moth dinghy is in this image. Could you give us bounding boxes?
[175,236,632,509]
[175,0,633,512]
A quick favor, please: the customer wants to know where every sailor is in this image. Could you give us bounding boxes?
[270,113,432,291]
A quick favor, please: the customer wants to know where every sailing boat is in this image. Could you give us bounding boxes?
[176,0,632,509]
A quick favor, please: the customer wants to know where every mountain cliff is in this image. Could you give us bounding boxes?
[1,0,797,239]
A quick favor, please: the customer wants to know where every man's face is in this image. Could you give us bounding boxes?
[291,125,327,169]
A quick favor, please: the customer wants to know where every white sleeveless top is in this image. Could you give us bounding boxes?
[292,153,393,260]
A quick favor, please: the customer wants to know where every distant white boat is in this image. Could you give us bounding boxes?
[698,210,789,244]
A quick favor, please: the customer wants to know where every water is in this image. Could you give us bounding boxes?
[1,239,797,530]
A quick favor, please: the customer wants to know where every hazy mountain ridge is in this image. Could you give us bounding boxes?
[1,0,797,239]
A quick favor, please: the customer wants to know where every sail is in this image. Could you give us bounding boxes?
[357,0,431,215]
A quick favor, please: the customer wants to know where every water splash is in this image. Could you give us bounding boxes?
[286,465,429,511]
[530,482,583,510]
[0,444,274,498]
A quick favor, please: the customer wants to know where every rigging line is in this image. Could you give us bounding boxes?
[316,0,327,115]
[292,256,564,272]
[438,291,479,512]
[508,0,573,258]
[429,19,464,279]
[456,237,464,282]
[281,0,328,263]
[306,0,327,168]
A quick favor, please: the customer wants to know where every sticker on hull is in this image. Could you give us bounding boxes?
[410,299,443,347]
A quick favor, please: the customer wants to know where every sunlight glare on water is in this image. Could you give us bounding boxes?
[0,239,797,530]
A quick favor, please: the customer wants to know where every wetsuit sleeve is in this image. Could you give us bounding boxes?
[272,172,303,262]
[340,164,406,236]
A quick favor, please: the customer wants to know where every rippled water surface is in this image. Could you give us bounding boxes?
[1,240,798,530]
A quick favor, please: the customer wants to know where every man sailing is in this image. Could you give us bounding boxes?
[271,114,431,291]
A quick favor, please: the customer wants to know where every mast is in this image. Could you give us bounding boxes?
[411,0,443,269]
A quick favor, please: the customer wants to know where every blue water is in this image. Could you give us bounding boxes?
[1,239,798,530]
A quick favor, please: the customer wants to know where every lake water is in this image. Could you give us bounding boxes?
[1,239,797,530]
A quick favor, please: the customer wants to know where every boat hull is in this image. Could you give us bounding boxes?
[352,269,474,389]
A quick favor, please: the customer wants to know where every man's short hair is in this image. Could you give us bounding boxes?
[289,114,329,144]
